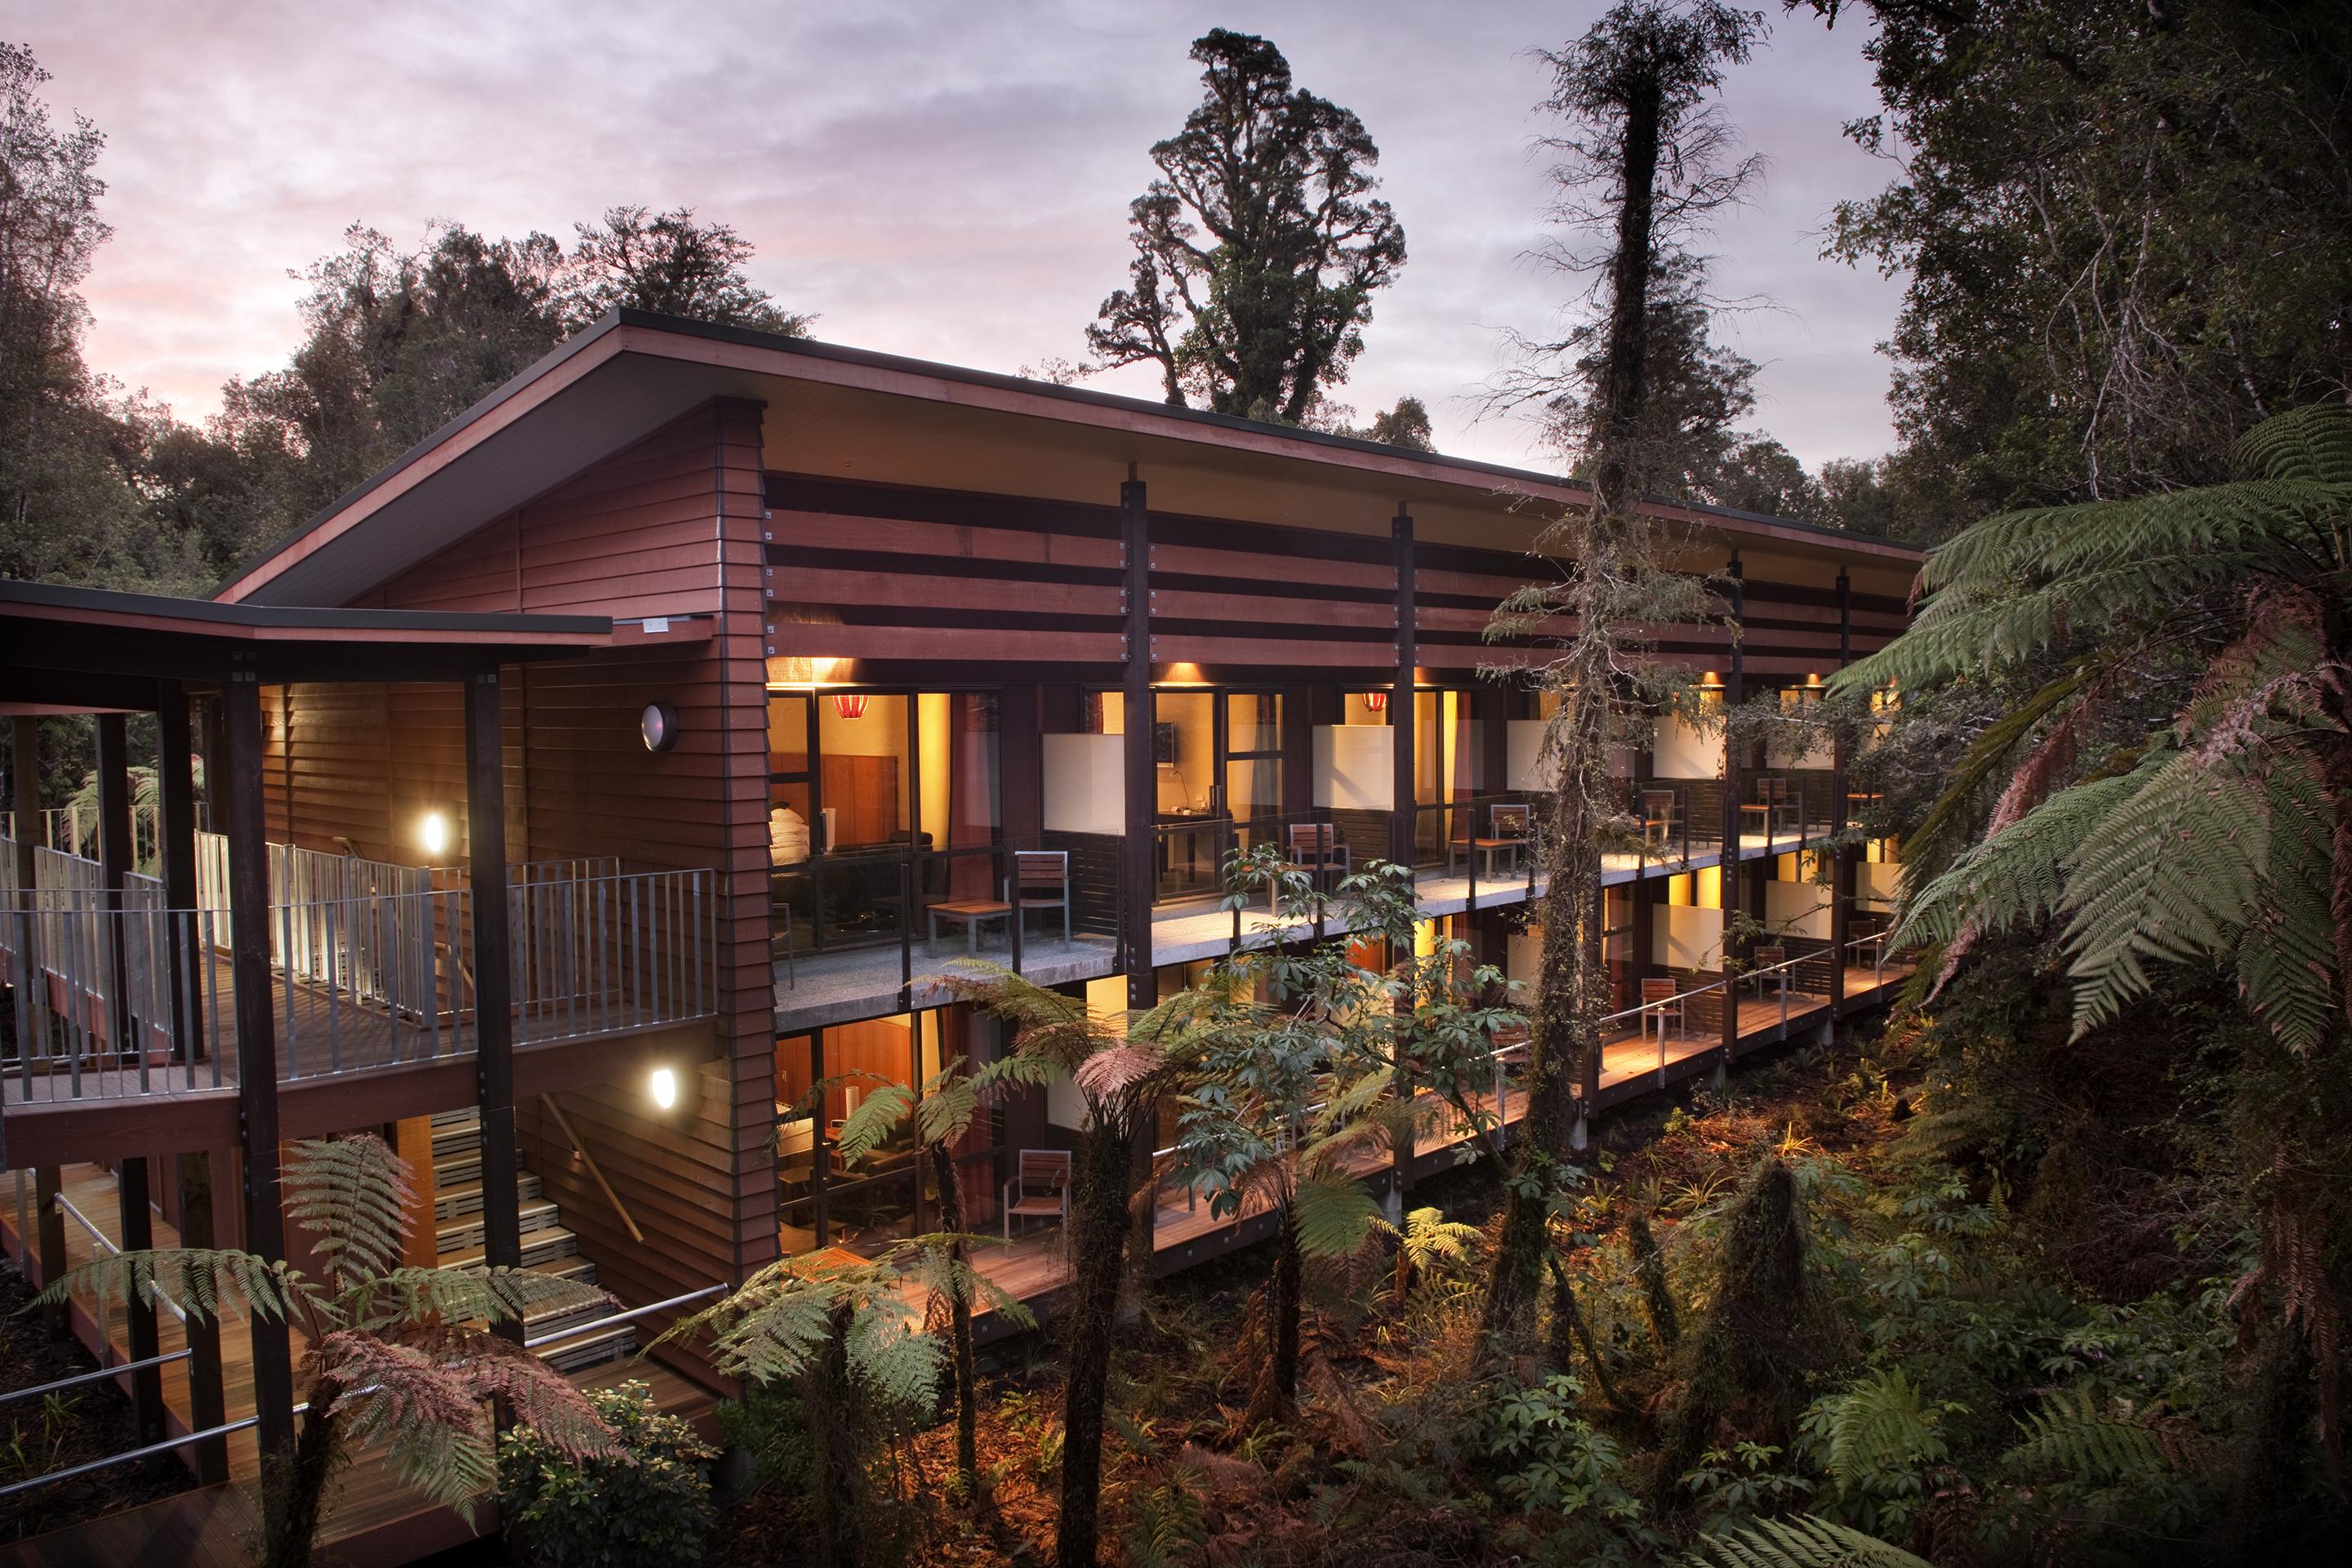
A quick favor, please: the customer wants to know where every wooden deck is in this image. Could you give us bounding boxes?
[0,1165,718,1568]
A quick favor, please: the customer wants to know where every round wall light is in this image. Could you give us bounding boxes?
[649,1066,679,1111]
[419,811,452,858]
[640,700,679,753]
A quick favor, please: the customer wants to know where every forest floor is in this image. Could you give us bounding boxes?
[710,1021,1908,1568]
[0,1260,191,1544]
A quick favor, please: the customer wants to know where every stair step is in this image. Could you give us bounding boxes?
[434,1199,562,1258]
[432,1174,541,1223]
[437,1226,581,1272]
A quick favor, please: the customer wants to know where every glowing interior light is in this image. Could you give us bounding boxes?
[649,1067,678,1111]
[420,812,450,858]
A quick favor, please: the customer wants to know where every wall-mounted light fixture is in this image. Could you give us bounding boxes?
[648,1066,679,1110]
[419,811,451,858]
[640,700,679,753]
[832,693,870,719]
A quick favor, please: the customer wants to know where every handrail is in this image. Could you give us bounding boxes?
[52,1192,189,1324]
[539,1092,643,1244]
[0,1395,317,1503]
[523,1282,726,1353]
[0,1347,192,1408]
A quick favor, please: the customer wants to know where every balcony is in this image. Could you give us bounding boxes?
[2,830,715,1138]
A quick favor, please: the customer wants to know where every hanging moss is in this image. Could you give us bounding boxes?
[1651,1154,1838,1502]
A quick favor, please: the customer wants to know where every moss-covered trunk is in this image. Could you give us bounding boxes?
[804,1298,864,1568]
[1245,1197,1304,1427]
[261,1380,343,1568]
[1058,1117,1139,1568]
[929,1138,979,1498]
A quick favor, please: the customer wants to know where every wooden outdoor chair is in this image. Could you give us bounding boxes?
[1748,943,1789,1001]
[1640,977,1685,1044]
[1008,849,1071,944]
[1278,822,1350,907]
[1638,789,1678,850]
[1002,1149,1073,1240]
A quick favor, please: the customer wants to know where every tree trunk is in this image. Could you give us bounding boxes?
[262,1383,343,1568]
[1245,1198,1303,1428]
[929,1138,980,1499]
[1588,75,1664,516]
[1628,1209,1680,1353]
[804,1299,864,1568]
[1058,1119,1139,1568]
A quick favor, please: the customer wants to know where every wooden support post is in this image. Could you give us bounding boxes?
[1830,572,1853,1013]
[394,1116,440,1268]
[34,1164,66,1339]
[1719,557,1745,1067]
[158,686,226,1481]
[1120,474,1155,1012]
[174,1151,228,1483]
[465,670,523,1339]
[1117,473,1161,1285]
[222,670,296,1470]
[96,715,165,1448]
[1389,507,1416,870]
[11,716,46,1075]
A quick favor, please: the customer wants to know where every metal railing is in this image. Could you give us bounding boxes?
[4,848,717,1100]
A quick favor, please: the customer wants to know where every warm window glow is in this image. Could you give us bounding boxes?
[649,1067,679,1110]
[419,812,450,858]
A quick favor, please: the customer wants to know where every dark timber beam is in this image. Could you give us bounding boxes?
[222,668,296,1470]
[1719,557,1745,1068]
[466,669,523,1339]
[96,715,165,1450]
[1830,572,1853,1013]
[1120,474,1154,1010]
[10,716,47,1081]
[1389,509,1416,869]
[157,684,227,1485]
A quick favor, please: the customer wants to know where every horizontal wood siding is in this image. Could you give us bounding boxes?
[760,473,1895,679]
[354,401,776,1330]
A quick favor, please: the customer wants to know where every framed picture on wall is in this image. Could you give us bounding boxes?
[1154,720,1178,764]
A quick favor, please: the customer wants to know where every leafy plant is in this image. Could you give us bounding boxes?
[35,1134,612,1568]
[1371,1205,1484,1305]
[498,1380,716,1568]
[1486,1374,1644,1521]
[1674,1515,1931,1567]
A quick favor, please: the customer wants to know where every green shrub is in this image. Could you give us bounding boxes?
[499,1380,716,1568]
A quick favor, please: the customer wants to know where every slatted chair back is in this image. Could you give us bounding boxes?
[1640,790,1677,822]
[1640,977,1679,1007]
[1020,1149,1071,1193]
[1288,822,1339,866]
[1013,850,1069,900]
[1490,802,1531,840]
[1752,943,1787,969]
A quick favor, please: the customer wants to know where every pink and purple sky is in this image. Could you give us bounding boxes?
[30,0,1908,473]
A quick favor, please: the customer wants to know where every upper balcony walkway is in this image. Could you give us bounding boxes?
[772,781,1862,1032]
[1,828,715,1164]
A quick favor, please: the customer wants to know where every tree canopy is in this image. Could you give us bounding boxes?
[1086,28,1406,425]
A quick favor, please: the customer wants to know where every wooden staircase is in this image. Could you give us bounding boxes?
[425,1109,634,1371]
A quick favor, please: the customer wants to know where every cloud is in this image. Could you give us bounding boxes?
[33,0,1905,469]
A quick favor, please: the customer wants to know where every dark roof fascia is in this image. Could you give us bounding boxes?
[218,308,1926,599]
[4,578,609,639]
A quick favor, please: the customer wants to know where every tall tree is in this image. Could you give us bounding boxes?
[1480,0,1764,1348]
[561,205,811,335]
[1086,29,1406,424]
[1797,0,2352,532]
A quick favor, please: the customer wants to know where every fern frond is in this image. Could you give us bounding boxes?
[313,1330,495,1520]
[1677,1515,1932,1567]
[2230,399,2352,488]
[1895,759,2156,951]
[1819,1369,1947,1495]
[283,1134,412,1296]
[2059,744,2276,1035]
[2001,1385,2171,1485]
[35,1246,292,1325]
[833,1082,915,1165]
[1291,1171,1383,1261]
[1893,666,2093,889]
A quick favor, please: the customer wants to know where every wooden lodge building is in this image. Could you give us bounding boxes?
[0,310,1919,1561]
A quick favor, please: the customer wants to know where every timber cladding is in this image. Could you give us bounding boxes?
[328,399,779,1342]
[760,472,1902,677]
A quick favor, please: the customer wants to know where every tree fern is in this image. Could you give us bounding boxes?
[1292,1169,1385,1260]
[1676,1516,1932,1568]
[36,1245,292,1325]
